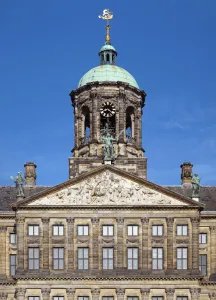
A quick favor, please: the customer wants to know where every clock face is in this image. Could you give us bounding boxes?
[100,102,116,117]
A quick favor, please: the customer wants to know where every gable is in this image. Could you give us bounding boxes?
[22,168,199,207]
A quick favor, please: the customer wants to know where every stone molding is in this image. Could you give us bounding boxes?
[67,217,75,224]
[140,289,150,296]
[41,289,51,297]
[141,217,149,224]
[116,217,124,225]
[91,289,100,296]
[15,288,26,297]
[42,217,50,225]
[115,289,125,296]
[91,217,99,225]
[66,289,76,296]
[16,217,25,224]
[165,288,175,296]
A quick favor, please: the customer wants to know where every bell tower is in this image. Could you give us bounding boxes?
[69,9,147,179]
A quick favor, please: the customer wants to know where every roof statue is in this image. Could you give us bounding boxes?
[191,173,201,198]
[10,172,25,197]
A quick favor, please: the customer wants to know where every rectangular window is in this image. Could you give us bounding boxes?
[53,248,64,270]
[103,297,114,300]
[78,248,89,269]
[10,233,16,244]
[28,225,39,236]
[199,254,207,276]
[177,225,188,236]
[103,225,114,236]
[152,248,163,270]
[29,297,40,300]
[78,225,89,236]
[10,254,16,276]
[128,297,138,300]
[152,297,163,300]
[177,248,188,269]
[28,248,39,270]
[177,297,188,300]
[127,225,138,236]
[103,248,114,269]
[199,233,207,244]
[152,225,163,236]
[53,297,64,300]
[53,225,64,236]
[127,247,138,269]
[78,297,89,300]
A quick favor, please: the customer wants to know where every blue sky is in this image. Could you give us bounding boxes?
[0,0,216,186]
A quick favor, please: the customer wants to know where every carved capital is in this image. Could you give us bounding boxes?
[140,288,150,296]
[66,289,76,297]
[209,293,216,300]
[165,288,175,296]
[0,226,7,233]
[166,217,174,225]
[0,293,8,300]
[191,217,200,225]
[42,217,50,225]
[15,288,26,297]
[41,288,51,297]
[116,217,124,225]
[141,217,149,224]
[16,216,25,224]
[190,288,201,297]
[67,217,75,225]
[210,226,216,233]
[91,289,100,296]
[91,217,99,225]
[116,289,125,296]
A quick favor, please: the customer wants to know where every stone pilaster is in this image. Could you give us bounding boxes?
[67,217,75,270]
[0,293,8,300]
[42,218,50,271]
[210,226,216,274]
[66,289,76,300]
[91,217,99,270]
[16,217,25,271]
[141,217,149,272]
[209,293,216,300]
[15,289,26,300]
[91,289,100,300]
[118,87,125,143]
[165,288,175,300]
[0,226,7,277]
[116,217,124,270]
[116,288,125,300]
[140,288,150,300]
[90,87,98,142]
[190,288,201,300]
[41,288,51,300]
[135,108,142,149]
[166,217,174,272]
[191,217,200,274]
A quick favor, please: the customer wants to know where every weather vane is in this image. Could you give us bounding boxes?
[98,9,114,45]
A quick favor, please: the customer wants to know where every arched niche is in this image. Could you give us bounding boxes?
[126,106,135,140]
[81,106,90,139]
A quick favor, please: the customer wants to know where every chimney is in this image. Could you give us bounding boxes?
[180,162,193,184]
[24,162,37,186]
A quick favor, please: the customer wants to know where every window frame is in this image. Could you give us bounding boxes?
[103,297,114,300]
[10,233,16,244]
[199,254,207,276]
[199,233,207,244]
[28,225,39,236]
[152,225,163,236]
[102,225,114,236]
[52,225,64,236]
[127,297,138,300]
[152,247,163,270]
[177,297,188,300]
[152,297,163,300]
[53,247,64,270]
[28,247,39,270]
[28,297,40,300]
[102,248,114,269]
[127,247,138,270]
[177,247,188,270]
[53,297,64,300]
[77,225,89,236]
[176,225,188,236]
[78,297,89,300]
[10,254,16,276]
[78,247,89,270]
[127,225,139,236]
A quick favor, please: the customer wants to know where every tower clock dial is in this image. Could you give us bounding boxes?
[100,102,116,117]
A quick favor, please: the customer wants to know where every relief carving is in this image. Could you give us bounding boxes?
[102,239,115,244]
[77,239,89,244]
[0,293,8,300]
[29,170,185,206]
[126,239,139,244]
[140,288,150,296]
[190,288,201,297]
[209,293,216,300]
[52,239,65,244]
[165,288,175,296]
[176,239,189,244]
[27,238,40,244]
[151,239,164,245]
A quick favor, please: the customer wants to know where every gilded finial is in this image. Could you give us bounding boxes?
[98,9,114,45]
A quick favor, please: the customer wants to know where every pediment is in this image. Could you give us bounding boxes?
[16,166,202,208]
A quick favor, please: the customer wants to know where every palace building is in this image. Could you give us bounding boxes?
[1,9,216,300]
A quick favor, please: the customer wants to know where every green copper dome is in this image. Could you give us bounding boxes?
[100,44,116,52]
[78,65,139,89]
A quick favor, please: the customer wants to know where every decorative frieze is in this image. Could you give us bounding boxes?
[190,288,201,299]
[140,289,150,296]
[42,217,50,225]
[141,217,149,224]
[116,217,124,225]
[166,288,175,298]
[151,239,164,245]
[67,217,75,224]
[91,289,100,297]
[0,293,8,300]
[126,238,139,244]
[15,288,26,297]
[27,238,40,244]
[16,216,25,224]
[116,289,125,296]
[176,239,189,244]
[91,217,99,224]
[52,238,65,244]
[209,293,216,300]
[41,288,51,297]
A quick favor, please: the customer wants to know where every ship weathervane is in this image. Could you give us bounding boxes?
[98,9,114,45]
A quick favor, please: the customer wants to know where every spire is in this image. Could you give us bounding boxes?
[98,9,117,65]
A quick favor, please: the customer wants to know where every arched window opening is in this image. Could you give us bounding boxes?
[126,107,135,143]
[106,53,110,64]
[81,106,90,144]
